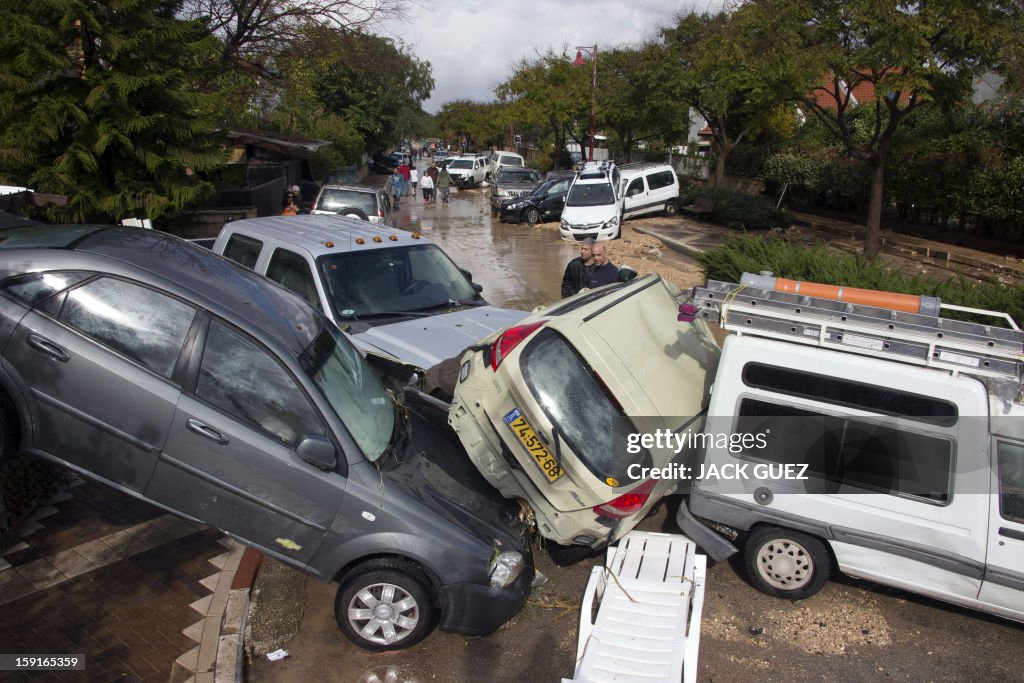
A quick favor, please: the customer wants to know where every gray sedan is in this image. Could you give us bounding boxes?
[0,225,532,651]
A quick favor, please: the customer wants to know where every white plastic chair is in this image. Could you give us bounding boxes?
[562,531,707,683]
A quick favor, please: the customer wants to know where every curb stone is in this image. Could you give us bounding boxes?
[172,541,263,683]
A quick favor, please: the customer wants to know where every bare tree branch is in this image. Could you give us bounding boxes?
[180,0,410,73]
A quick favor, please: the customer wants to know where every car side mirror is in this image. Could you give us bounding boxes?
[296,435,337,471]
[459,268,484,293]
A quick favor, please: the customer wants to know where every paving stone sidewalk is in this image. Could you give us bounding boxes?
[0,480,230,682]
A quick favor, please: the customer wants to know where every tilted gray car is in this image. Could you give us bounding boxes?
[0,225,532,651]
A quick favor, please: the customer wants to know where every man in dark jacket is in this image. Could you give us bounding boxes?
[560,238,595,298]
[586,242,619,289]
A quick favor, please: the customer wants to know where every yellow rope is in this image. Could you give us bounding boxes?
[720,282,749,326]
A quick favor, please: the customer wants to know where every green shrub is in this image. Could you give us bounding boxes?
[697,234,1024,325]
[701,189,792,231]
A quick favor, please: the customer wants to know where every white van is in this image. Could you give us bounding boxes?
[559,161,624,241]
[675,276,1024,624]
[620,163,680,218]
[487,150,525,180]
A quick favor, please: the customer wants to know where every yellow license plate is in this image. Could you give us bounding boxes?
[503,408,563,481]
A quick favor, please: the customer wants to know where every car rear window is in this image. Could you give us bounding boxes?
[315,189,377,215]
[520,328,651,482]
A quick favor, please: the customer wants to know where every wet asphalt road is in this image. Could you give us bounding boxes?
[247,167,1024,683]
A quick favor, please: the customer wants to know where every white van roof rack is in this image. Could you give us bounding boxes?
[690,277,1024,381]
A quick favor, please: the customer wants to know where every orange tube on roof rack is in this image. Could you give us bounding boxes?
[740,272,941,316]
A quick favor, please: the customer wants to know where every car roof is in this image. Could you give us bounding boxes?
[317,184,381,194]
[225,214,434,256]
[0,225,322,353]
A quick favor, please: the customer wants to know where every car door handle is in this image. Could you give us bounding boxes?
[998,527,1024,542]
[187,419,229,445]
[27,334,70,362]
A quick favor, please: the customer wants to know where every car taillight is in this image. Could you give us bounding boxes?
[592,479,658,519]
[490,321,547,370]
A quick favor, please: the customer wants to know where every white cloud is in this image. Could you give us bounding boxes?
[380,0,699,113]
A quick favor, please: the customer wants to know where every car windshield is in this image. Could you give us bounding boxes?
[299,324,394,462]
[520,328,651,481]
[496,169,539,184]
[529,181,556,197]
[318,243,478,318]
[449,159,473,169]
[499,155,523,167]
[566,183,615,207]
[315,189,377,214]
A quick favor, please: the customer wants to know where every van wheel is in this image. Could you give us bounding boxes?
[744,526,831,599]
[664,200,678,217]
[340,208,369,221]
[336,560,435,651]
[524,207,541,225]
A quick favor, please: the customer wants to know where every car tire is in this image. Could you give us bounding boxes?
[524,208,542,226]
[664,200,678,217]
[340,208,370,221]
[336,561,436,651]
[744,526,832,600]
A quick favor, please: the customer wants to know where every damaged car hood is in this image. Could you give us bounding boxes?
[353,306,528,369]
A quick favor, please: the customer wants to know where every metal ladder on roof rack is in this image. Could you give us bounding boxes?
[691,279,1024,381]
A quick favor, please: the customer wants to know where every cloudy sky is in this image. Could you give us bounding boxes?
[381,0,714,113]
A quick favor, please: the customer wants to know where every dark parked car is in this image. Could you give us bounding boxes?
[489,166,542,212]
[0,225,533,651]
[499,174,574,225]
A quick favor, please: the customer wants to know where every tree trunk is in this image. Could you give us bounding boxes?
[713,150,727,188]
[864,156,886,260]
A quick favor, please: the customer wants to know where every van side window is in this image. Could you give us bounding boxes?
[736,398,953,503]
[647,170,676,190]
[266,249,320,310]
[626,178,645,197]
[223,234,263,270]
[742,362,957,426]
[997,441,1024,523]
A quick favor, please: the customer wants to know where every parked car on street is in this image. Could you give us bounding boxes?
[449,274,721,564]
[212,215,528,381]
[432,149,449,163]
[486,151,525,181]
[0,224,534,650]
[445,155,489,188]
[498,174,572,225]
[489,166,542,213]
[310,184,393,224]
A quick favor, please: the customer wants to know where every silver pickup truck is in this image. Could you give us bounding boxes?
[209,214,527,392]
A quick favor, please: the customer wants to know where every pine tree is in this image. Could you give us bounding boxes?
[0,0,227,223]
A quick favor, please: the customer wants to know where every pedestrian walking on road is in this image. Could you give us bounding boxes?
[390,169,404,207]
[420,172,434,202]
[398,161,412,196]
[437,167,452,203]
[410,168,419,200]
[560,237,595,298]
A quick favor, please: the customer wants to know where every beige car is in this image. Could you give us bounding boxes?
[449,275,720,563]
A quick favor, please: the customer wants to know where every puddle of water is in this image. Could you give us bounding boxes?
[392,178,578,311]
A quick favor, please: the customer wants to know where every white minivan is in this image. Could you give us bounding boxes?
[676,277,1024,624]
[621,163,680,218]
[560,162,680,241]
